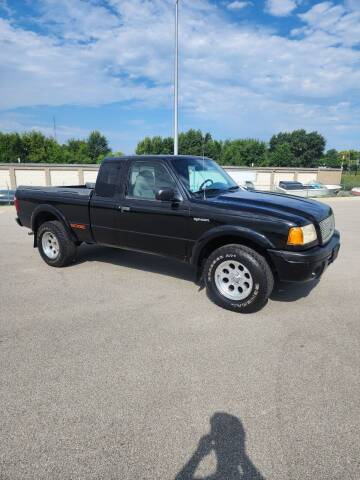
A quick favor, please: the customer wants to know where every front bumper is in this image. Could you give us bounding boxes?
[268,231,340,282]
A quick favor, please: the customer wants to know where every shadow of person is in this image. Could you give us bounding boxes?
[176,412,265,480]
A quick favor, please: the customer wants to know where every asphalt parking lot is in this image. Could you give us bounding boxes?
[1,198,360,480]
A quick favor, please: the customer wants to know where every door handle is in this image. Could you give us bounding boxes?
[119,206,131,212]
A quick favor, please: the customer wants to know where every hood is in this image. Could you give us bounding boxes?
[206,189,332,224]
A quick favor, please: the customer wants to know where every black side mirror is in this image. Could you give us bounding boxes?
[155,188,180,202]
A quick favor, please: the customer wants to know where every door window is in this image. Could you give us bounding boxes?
[128,161,177,200]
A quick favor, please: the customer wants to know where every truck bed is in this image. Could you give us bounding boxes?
[15,184,94,243]
[17,184,93,197]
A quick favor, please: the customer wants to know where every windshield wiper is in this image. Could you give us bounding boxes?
[227,185,240,191]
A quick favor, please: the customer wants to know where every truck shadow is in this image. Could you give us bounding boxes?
[270,279,320,302]
[175,412,265,480]
[76,244,196,282]
[76,245,319,303]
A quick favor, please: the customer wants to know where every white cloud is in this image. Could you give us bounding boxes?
[0,111,93,145]
[296,1,360,47]
[299,2,344,26]
[226,1,252,10]
[37,0,120,41]
[0,0,360,150]
[0,16,169,110]
[345,0,360,11]
[0,110,146,153]
[266,0,300,17]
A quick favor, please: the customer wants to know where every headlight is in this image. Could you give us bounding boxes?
[287,223,317,246]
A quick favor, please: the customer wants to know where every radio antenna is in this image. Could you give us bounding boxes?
[53,116,57,141]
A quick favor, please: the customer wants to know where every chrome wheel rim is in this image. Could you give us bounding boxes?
[42,231,60,259]
[214,260,253,301]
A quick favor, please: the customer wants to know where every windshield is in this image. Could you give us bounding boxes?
[170,157,238,196]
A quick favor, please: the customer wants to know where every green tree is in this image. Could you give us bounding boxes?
[136,136,153,154]
[220,139,268,166]
[268,143,296,167]
[0,132,26,163]
[322,149,341,168]
[135,135,169,155]
[22,131,52,163]
[46,139,66,164]
[0,130,120,164]
[179,129,204,156]
[87,130,110,163]
[178,130,223,160]
[204,138,223,162]
[65,139,90,164]
[97,150,124,164]
[269,129,326,167]
[161,137,174,155]
[107,150,125,158]
[151,136,165,154]
[135,130,222,159]
[339,150,360,171]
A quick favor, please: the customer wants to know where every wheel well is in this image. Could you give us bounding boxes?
[197,235,278,280]
[33,211,58,232]
[33,211,80,248]
[32,211,60,247]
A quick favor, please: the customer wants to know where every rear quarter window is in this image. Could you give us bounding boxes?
[95,162,123,197]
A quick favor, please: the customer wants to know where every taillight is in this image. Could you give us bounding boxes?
[14,196,20,213]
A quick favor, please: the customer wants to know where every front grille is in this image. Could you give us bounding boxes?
[319,214,335,244]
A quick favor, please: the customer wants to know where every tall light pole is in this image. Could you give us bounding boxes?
[174,0,179,155]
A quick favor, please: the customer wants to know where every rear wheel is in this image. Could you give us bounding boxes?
[37,220,77,267]
[204,244,274,313]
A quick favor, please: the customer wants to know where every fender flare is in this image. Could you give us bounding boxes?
[190,225,275,266]
[31,204,77,246]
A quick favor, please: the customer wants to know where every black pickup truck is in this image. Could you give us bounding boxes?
[15,155,340,313]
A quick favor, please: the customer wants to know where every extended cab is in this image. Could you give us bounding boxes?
[15,155,340,313]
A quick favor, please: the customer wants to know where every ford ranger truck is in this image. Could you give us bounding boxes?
[15,155,340,313]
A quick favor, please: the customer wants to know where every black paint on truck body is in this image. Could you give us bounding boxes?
[15,155,340,282]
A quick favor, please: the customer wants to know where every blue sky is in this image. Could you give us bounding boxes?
[0,0,359,153]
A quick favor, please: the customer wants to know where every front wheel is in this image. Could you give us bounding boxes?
[37,220,77,267]
[204,244,274,313]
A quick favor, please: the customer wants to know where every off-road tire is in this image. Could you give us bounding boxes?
[204,244,274,313]
[37,220,77,267]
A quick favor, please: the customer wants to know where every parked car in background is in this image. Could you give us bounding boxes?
[307,181,342,195]
[276,181,329,198]
[0,189,15,204]
[244,181,255,191]
[351,187,360,196]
